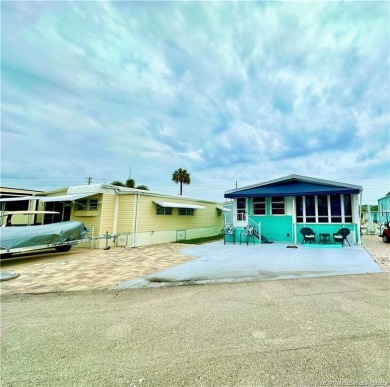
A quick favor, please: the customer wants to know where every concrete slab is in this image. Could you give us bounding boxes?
[114,241,383,289]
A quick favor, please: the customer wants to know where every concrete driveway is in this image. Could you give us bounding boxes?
[114,241,383,289]
[1,235,387,295]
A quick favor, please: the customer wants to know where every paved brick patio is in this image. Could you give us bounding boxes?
[1,235,388,295]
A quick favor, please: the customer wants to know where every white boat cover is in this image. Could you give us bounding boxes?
[0,221,87,251]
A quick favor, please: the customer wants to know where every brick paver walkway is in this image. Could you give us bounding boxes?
[0,243,195,295]
[361,234,390,272]
[1,236,388,295]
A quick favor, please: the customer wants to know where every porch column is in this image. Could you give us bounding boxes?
[292,196,297,244]
[355,192,362,245]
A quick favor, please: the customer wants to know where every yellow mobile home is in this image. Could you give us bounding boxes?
[32,184,224,248]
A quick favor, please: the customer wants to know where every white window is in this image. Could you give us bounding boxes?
[253,198,266,215]
[178,208,194,216]
[76,199,98,211]
[295,194,353,223]
[237,198,246,221]
[271,197,285,215]
[156,205,172,215]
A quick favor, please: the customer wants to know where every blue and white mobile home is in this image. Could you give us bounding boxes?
[224,175,362,245]
[378,194,390,225]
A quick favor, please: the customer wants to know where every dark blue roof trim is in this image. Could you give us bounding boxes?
[224,181,360,198]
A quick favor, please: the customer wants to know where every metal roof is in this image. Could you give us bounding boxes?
[39,193,98,202]
[225,175,362,198]
[0,196,46,202]
[4,211,60,215]
[0,193,96,203]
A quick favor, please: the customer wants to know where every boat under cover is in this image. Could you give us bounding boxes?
[0,221,87,251]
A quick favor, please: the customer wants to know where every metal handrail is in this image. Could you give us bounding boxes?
[248,217,261,244]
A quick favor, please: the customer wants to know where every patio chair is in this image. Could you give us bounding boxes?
[333,228,351,246]
[239,225,255,245]
[300,227,316,244]
[223,224,235,245]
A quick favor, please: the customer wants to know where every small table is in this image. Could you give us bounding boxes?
[319,233,331,244]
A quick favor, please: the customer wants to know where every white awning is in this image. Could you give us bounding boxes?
[39,193,97,202]
[0,196,46,202]
[5,211,60,215]
[216,206,232,212]
[154,201,206,210]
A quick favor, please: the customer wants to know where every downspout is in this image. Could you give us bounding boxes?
[98,195,104,249]
[131,193,140,247]
[113,189,119,238]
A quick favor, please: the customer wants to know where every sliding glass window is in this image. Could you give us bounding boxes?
[296,197,304,223]
[317,195,328,223]
[295,194,352,223]
[305,196,316,223]
[330,195,342,223]
[343,195,352,223]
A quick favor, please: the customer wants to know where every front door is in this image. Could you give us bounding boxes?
[236,198,247,223]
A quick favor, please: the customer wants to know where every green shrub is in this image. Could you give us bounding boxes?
[177,234,223,245]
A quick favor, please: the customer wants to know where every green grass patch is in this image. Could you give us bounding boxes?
[177,234,223,245]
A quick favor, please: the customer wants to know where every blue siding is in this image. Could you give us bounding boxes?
[249,215,293,242]
[378,196,390,224]
[296,224,358,244]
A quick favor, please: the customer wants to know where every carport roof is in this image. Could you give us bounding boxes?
[39,193,97,202]
[224,174,362,198]
[0,193,97,203]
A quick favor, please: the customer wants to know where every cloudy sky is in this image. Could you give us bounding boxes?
[1,1,389,204]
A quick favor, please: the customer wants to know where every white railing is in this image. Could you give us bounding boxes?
[223,211,262,245]
[248,217,261,244]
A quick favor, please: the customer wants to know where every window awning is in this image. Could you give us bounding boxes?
[216,206,232,212]
[154,201,206,209]
[39,193,97,203]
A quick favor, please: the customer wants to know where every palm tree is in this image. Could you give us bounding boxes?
[125,179,135,188]
[111,179,149,191]
[136,184,150,191]
[172,168,191,196]
[111,180,125,187]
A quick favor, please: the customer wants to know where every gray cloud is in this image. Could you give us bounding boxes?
[1,1,389,203]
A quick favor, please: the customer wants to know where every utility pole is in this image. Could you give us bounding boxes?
[235,181,238,189]
[86,177,92,185]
